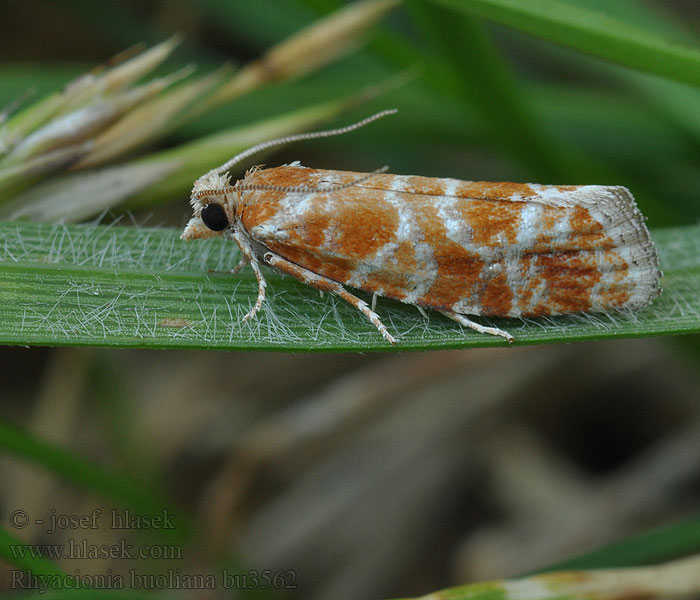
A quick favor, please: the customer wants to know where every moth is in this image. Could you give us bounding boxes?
[182,110,661,344]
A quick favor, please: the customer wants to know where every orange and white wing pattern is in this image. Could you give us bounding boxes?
[239,165,661,319]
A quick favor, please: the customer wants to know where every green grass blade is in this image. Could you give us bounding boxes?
[426,0,700,87]
[536,514,700,572]
[408,555,700,600]
[0,98,358,221]
[404,1,585,183]
[0,221,698,351]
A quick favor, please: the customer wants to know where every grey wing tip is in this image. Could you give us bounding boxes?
[585,186,662,311]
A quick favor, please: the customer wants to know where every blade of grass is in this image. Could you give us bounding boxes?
[72,66,225,169]
[426,0,700,88]
[562,0,696,40]
[574,0,700,151]
[1,39,181,155]
[404,1,611,184]
[0,221,697,352]
[403,555,700,600]
[0,97,359,221]
[535,514,700,572]
[127,94,371,210]
[204,0,399,108]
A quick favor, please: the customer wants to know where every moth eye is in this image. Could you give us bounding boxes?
[200,203,229,231]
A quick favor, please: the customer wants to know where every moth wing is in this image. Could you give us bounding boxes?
[240,167,660,317]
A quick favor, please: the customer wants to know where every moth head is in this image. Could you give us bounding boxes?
[181,172,237,241]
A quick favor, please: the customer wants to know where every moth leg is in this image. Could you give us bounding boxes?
[230,255,249,274]
[206,255,247,275]
[440,310,514,343]
[263,252,397,345]
[231,229,267,322]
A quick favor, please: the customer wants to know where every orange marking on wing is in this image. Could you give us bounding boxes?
[599,286,632,308]
[461,200,523,247]
[539,208,561,230]
[250,166,322,188]
[569,205,605,238]
[529,209,566,253]
[373,241,416,300]
[547,210,620,312]
[320,172,445,196]
[287,194,331,249]
[400,175,447,196]
[456,181,537,200]
[240,167,320,220]
[603,251,629,281]
[529,206,611,254]
[479,271,514,316]
[241,170,403,289]
[598,251,632,307]
[263,237,357,287]
[358,242,416,302]
[419,245,485,309]
[532,252,599,314]
[328,188,399,259]
[269,243,324,274]
[263,222,357,285]
[241,199,279,229]
[323,260,355,286]
[412,203,485,309]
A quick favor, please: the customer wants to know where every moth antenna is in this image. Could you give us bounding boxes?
[202,109,397,181]
[228,166,389,195]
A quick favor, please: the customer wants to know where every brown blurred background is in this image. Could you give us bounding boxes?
[1,2,700,600]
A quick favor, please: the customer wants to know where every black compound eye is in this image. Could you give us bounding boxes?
[200,203,229,231]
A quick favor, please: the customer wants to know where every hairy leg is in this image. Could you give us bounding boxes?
[440,310,514,343]
[231,229,267,322]
[264,252,397,345]
[230,255,249,274]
